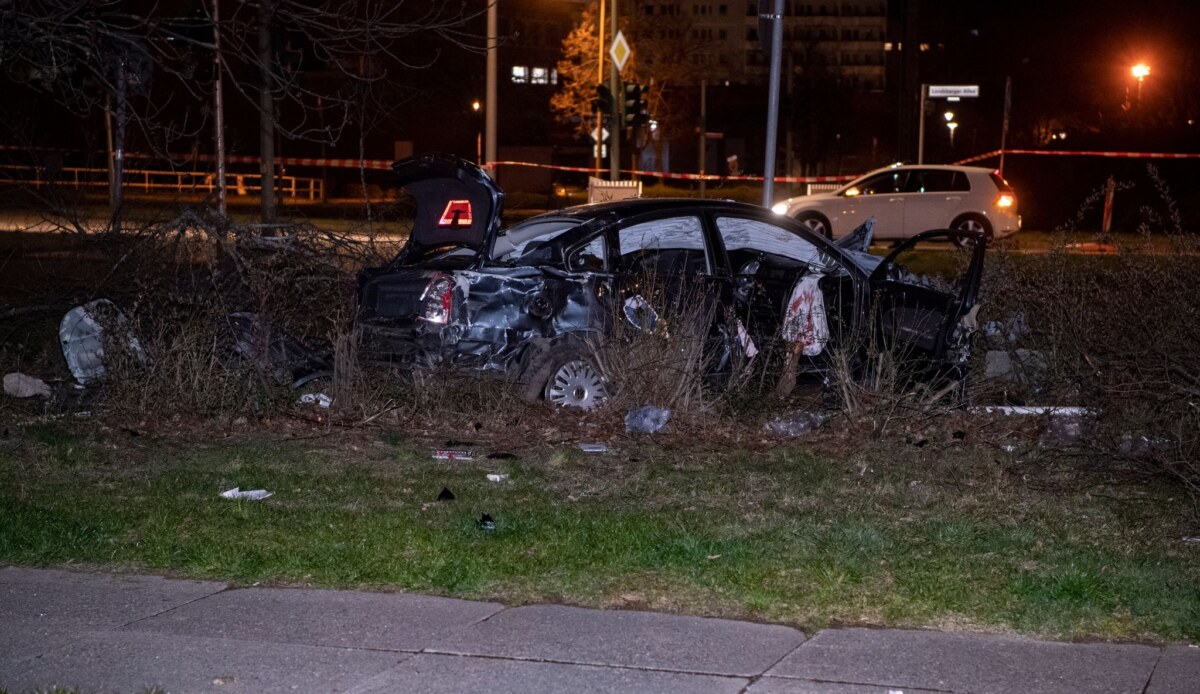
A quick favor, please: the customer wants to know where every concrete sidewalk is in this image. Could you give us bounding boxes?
[1,567,1196,694]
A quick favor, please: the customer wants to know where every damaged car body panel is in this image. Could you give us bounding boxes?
[357,154,987,407]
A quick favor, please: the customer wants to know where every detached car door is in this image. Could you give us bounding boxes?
[868,229,984,362]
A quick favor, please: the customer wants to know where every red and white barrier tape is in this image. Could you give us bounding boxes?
[9,143,1200,179]
[955,148,1200,165]
[486,160,855,184]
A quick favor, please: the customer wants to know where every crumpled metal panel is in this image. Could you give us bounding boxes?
[59,299,147,384]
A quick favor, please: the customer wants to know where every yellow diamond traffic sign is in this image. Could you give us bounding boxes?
[609,31,631,73]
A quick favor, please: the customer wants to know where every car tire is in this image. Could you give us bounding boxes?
[951,213,993,243]
[794,211,833,239]
[517,340,609,410]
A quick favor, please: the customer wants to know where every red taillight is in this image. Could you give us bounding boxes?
[420,274,454,324]
[996,193,1015,208]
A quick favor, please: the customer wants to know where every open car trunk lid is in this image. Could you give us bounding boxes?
[391,153,505,266]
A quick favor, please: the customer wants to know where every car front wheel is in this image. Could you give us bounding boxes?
[795,211,833,239]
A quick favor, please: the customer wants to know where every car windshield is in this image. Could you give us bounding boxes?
[492,217,584,261]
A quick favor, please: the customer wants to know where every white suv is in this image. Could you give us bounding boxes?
[771,164,1020,242]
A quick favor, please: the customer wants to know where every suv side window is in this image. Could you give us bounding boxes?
[617,216,708,276]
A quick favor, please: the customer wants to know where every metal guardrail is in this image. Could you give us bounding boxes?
[0,164,324,200]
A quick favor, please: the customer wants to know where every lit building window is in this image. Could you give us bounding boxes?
[511,66,528,83]
[531,66,549,84]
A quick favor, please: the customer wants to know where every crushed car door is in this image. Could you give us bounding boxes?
[613,214,723,333]
[868,229,984,360]
[713,214,840,355]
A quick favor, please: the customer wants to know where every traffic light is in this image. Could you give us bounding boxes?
[593,85,613,114]
[623,83,650,127]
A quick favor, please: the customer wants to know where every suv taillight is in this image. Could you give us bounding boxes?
[419,274,454,324]
[996,193,1015,208]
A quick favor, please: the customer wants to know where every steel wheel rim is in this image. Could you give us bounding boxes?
[546,359,607,409]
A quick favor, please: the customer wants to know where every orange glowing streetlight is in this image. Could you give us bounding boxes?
[1131,63,1151,103]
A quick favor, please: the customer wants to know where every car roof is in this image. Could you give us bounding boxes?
[861,164,993,175]
[547,197,769,222]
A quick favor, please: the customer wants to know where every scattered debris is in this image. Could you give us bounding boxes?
[1182,536,1200,545]
[3,373,51,399]
[433,449,474,460]
[578,442,608,453]
[437,487,456,501]
[1119,433,1173,458]
[219,487,273,501]
[985,349,1047,384]
[221,312,332,389]
[60,299,147,384]
[625,406,670,434]
[982,312,1029,344]
[952,430,966,440]
[764,410,823,438]
[476,513,496,532]
[486,473,509,482]
[298,393,332,409]
[971,405,1093,417]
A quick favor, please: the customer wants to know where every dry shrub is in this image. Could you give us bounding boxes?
[84,209,398,419]
[977,165,1200,501]
[588,274,732,417]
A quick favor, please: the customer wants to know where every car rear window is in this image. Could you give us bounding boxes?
[905,170,970,193]
[989,172,1014,193]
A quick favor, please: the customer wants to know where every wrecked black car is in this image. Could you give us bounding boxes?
[357,154,985,409]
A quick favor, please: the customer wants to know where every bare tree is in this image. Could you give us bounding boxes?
[0,1,486,227]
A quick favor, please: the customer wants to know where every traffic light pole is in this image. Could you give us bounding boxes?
[608,0,620,180]
[594,0,605,175]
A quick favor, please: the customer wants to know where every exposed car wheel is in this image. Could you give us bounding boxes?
[517,342,609,410]
[795,211,833,239]
[951,214,993,243]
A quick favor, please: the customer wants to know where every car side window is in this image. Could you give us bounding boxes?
[853,171,907,196]
[715,216,826,272]
[617,216,708,275]
[567,234,607,271]
[904,170,965,194]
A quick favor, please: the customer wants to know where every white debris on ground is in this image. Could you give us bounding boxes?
[3,373,51,398]
[219,487,273,501]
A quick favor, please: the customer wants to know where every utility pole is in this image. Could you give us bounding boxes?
[916,83,928,164]
[258,0,276,224]
[761,0,784,207]
[999,76,1011,176]
[698,80,707,198]
[212,0,227,216]
[485,0,498,166]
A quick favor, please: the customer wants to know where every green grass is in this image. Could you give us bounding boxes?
[1,422,1198,642]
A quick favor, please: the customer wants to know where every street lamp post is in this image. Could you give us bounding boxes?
[946,121,959,148]
[472,100,482,165]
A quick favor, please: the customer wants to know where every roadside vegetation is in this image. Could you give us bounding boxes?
[1,164,1198,644]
